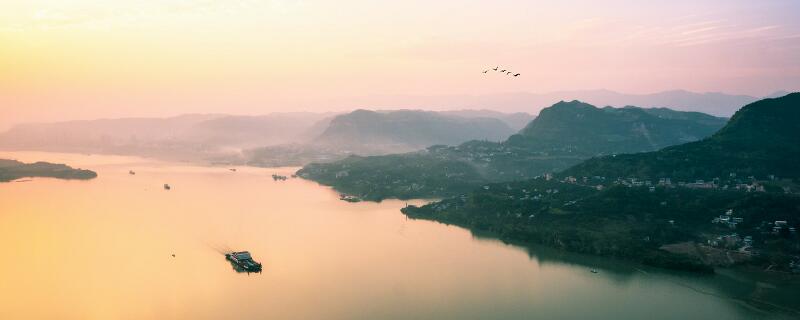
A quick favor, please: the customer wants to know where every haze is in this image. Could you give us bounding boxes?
[2,0,799,128]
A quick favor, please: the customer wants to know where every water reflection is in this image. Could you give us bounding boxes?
[0,151,798,320]
[453,215,800,317]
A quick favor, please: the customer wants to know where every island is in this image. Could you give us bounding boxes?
[0,159,98,182]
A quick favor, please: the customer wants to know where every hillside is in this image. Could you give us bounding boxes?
[312,109,516,154]
[564,92,800,181]
[439,110,535,130]
[298,102,727,201]
[402,178,800,273]
[509,101,727,155]
[398,94,800,273]
[0,159,97,182]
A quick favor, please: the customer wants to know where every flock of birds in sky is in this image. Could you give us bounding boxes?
[483,66,520,77]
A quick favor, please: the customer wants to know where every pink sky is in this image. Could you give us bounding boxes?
[1,0,799,129]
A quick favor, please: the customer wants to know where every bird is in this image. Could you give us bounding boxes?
[506,71,512,75]
[513,73,520,77]
[500,69,506,73]
[482,70,489,73]
[492,66,499,71]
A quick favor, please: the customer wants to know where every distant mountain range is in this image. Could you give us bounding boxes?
[298,102,728,200]
[344,89,790,117]
[242,109,529,166]
[0,113,334,153]
[563,92,800,181]
[0,109,532,164]
[0,113,335,161]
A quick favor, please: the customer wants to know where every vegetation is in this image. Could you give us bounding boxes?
[564,93,800,181]
[400,93,800,273]
[402,178,800,273]
[298,101,727,201]
[0,159,97,182]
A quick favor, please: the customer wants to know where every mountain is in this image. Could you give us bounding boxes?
[439,109,535,130]
[508,101,728,155]
[563,92,800,181]
[340,89,768,117]
[401,94,800,275]
[175,112,336,148]
[297,102,727,201]
[0,159,97,182]
[311,109,516,154]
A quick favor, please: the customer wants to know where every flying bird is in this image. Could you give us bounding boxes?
[513,73,520,77]
[482,70,489,73]
[506,71,512,75]
[500,69,506,73]
[171,254,176,257]
[492,66,499,71]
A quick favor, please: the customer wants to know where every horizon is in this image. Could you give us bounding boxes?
[0,88,792,130]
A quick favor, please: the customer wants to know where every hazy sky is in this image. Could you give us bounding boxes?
[1,0,799,128]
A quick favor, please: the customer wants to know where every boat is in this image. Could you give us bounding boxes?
[225,251,262,273]
[590,269,598,274]
[339,194,362,203]
[229,168,237,172]
[163,184,171,190]
[129,170,136,175]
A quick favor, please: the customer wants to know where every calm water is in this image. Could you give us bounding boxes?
[1,151,798,320]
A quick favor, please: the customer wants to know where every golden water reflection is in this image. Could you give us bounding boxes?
[0,152,796,320]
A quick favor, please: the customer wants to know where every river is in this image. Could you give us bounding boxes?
[0,151,798,320]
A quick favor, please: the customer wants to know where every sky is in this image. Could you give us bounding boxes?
[1,0,799,128]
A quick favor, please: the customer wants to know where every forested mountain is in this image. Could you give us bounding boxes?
[564,93,800,181]
[298,102,727,201]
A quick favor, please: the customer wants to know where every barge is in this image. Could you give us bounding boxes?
[225,251,262,273]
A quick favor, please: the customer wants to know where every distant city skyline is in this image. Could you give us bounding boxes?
[1,1,799,128]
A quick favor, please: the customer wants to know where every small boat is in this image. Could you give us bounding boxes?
[163,184,171,190]
[229,168,237,172]
[339,194,362,203]
[129,170,136,175]
[225,251,262,273]
[590,269,598,274]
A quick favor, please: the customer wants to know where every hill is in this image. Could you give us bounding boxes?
[399,94,800,273]
[402,177,800,273]
[312,109,516,154]
[298,103,727,201]
[0,159,97,182]
[563,92,800,181]
[439,110,535,130]
[509,101,727,155]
